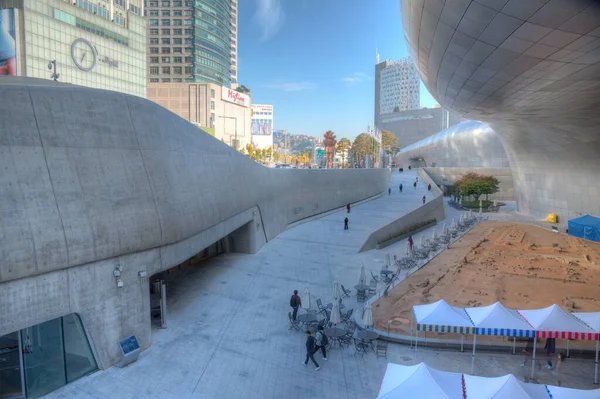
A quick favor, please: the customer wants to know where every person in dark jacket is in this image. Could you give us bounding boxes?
[315,326,328,360]
[344,217,349,230]
[428,184,432,191]
[388,188,391,195]
[399,183,403,193]
[290,290,301,320]
[408,235,414,251]
[422,195,426,205]
[413,181,417,189]
[302,331,320,370]
[347,203,351,213]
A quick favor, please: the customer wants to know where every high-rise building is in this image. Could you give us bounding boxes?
[374,58,420,121]
[145,0,237,88]
[0,0,146,97]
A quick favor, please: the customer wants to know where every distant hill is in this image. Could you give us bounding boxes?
[273,131,320,155]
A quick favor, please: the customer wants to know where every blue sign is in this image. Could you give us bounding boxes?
[119,336,140,355]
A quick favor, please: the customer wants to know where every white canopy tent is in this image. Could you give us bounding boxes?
[463,374,549,399]
[466,302,535,375]
[378,363,600,399]
[519,305,598,379]
[573,312,600,385]
[546,386,600,399]
[377,363,463,399]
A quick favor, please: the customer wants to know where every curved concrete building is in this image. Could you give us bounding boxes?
[395,120,509,168]
[401,0,600,222]
[0,77,388,370]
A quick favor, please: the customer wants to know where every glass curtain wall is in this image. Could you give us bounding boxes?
[0,314,97,399]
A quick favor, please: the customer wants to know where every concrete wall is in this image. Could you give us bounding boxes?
[424,167,516,201]
[0,77,389,368]
[395,121,509,169]
[400,0,600,225]
[360,169,444,251]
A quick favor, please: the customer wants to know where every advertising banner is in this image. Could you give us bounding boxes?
[222,86,249,107]
[0,8,17,76]
[252,120,272,135]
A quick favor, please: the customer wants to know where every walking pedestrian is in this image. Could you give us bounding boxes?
[416,177,419,183]
[399,183,403,193]
[388,188,391,195]
[408,235,414,251]
[290,290,301,320]
[347,203,351,213]
[413,181,417,189]
[344,217,349,230]
[408,165,412,170]
[302,331,320,370]
[428,184,431,191]
[315,326,328,361]
[422,195,426,204]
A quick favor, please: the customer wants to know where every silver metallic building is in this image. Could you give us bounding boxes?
[401,0,600,223]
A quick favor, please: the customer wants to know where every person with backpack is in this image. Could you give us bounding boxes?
[315,326,328,360]
[290,290,301,320]
[399,183,403,193]
[302,330,320,371]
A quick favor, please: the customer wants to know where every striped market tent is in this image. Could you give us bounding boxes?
[413,299,475,334]
[466,302,535,337]
[518,305,598,341]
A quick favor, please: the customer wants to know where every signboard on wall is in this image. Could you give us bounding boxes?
[251,120,272,135]
[251,104,273,113]
[0,8,18,76]
[222,87,250,107]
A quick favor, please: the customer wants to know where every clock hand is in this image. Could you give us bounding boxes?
[81,51,86,63]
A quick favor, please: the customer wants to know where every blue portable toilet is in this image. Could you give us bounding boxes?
[568,215,600,243]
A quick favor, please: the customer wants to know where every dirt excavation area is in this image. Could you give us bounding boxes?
[373,221,600,335]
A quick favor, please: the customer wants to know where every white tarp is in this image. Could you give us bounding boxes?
[466,302,535,337]
[546,386,600,399]
[377,363,462,399]
[413,299,474,333]
[573,312,600,332]
[519,305,597,340]
[464,374,549,398]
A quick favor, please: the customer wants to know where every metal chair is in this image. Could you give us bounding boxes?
[340,285,351,299]
[370,270,380,283]
[340,309,354,324]
[288,312,300,331]
[376,340,388,358]
[354,338,368,357]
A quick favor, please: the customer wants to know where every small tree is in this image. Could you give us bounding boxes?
[393,106,400,113]
[455,172,500,202]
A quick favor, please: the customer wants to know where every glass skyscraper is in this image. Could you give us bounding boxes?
[146,0,237,87]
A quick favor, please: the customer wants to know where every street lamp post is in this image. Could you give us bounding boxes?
[218,116,238,150]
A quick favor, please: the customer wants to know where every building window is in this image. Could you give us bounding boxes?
[161,47,171,54]
[173,47,182,53]
[173,29,182,35]
[173,78,183,82]
[184,66,192,74]
[160,1,170,6]
[173,19,182,26]
[161,29,170,35]
[150,78,159,82]
[150,67,159,75]
[184,28,193,35]
[184,10,192,16]
[173,1,182,6]
[185,56,193,63]
[184,47,192,53]
[150,28,159,35]
[150,57,159,63]
[162,78,171,82]
[150,47,159,54]
[173,57,182,63]
[161,10,170,16]
[185,1,192,6]
[161,38,170,45]
[149,1,158,6]
[174,10,183,16]
[149,19,158,25]
[173,67,182,74]
[210,101,215,110]
[161,19,170,26]
[150,38,159,44]
[184,19,192,25]
[184,37,193,44]
[148,10,158,16]
[211,89,215,98]
[162,67,171,74]
[173,38,182,44]
[161,57,171,63]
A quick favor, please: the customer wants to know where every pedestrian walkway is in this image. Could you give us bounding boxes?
[44,170,596,399]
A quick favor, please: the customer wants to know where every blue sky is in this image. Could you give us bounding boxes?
[237,0,437,140]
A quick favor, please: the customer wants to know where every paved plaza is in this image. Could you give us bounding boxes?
[44,171,598,398]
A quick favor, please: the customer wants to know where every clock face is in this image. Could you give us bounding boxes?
[71,38,97,72]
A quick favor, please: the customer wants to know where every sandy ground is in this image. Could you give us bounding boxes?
[373,221,600,336]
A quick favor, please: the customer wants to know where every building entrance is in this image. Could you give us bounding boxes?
[0,314,97,399]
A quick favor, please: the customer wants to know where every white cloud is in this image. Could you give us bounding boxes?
[254,0,285,41]
[264,81,317,92]
[341,72,372,87]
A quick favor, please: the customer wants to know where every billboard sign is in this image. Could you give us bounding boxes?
[251,120,272,135]
[222,87,250,107]
[251,104,273,113]
[0,9,17,76]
